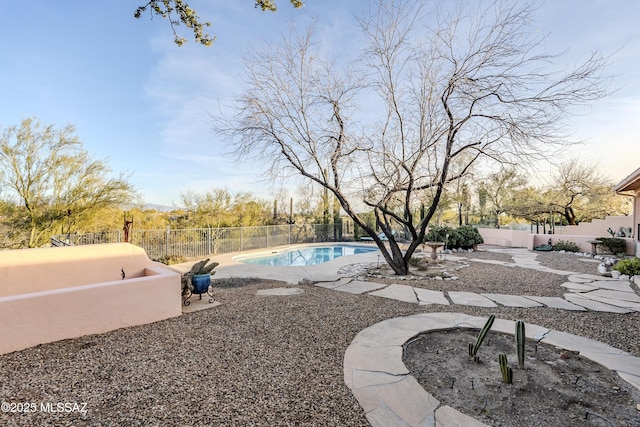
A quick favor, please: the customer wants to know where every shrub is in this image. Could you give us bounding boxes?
[425,224,483,249]
[425,225,459,248]
[551,240,580,252]
[457,225,484,249]
[613,257,640,277]
[596,237,627,255]
[155,255,188,265]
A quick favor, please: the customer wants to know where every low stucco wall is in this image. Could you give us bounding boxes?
[478,228,634,255]
[478,228,529,248]
[528,234,634,255]
[553,215,633,237]
[0,243,182,355]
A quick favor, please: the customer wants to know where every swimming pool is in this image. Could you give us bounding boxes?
[236,245,378,266]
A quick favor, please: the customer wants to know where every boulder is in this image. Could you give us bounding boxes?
[597,263,612,277]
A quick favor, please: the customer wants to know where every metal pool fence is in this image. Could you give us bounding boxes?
[52,223,345,260]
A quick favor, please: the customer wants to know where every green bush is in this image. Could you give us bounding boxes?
[613,257,640,276]
[425,225,458,248]
[551,240,580,252]
[354,212,377,240]
[425,224,483,249]
[155,255,188,265]
[457,225,484,249]
[596,237,627,255]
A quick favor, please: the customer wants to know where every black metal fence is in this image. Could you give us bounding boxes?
[52,223,345,260]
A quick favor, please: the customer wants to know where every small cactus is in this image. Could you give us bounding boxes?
[499,353,513,384]
[468,314,495,361]
[516,320,525,369]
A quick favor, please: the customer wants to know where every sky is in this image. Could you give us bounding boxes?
[1,0,639,207]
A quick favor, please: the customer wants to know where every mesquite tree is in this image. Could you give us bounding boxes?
[0,118,135,248]
[218,0,609,275]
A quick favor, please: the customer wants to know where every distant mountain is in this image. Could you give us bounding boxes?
[141,203,183,212]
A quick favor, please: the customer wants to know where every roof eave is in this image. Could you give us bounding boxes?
[614,166,640,193]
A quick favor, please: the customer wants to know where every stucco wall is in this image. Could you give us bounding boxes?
[0,243,182,355]
[553,215,633,237]
[478,219,635,255]
[477,228,529,248]
[0,243,158,297]
[528,234,634,255]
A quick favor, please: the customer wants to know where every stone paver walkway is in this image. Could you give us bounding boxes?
[303,248,640,314]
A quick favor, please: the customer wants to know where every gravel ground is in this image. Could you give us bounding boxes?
[1,249,638,426]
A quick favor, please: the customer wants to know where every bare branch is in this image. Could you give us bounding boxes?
[217,0,611,274]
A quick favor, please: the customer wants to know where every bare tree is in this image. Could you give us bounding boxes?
[218,0,609,274]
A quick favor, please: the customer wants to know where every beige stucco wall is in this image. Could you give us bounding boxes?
[527,234,634,255]
[553,215,633,237]
[478,217,635,255]
[0,243,157,297]
[477,228,529,248]
[0,243,182,355]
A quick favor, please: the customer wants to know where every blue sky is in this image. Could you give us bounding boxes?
[1,1,639,207]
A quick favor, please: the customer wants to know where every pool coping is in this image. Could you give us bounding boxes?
[231,243,379,265]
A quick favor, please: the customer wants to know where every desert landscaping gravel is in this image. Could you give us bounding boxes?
[0,250,638,426]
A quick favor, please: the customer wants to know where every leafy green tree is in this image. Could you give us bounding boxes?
[477,183,488,224]
[0,118,136,248]
[544,159,629,225]
[505,186,550,224]
[483,167,527,228]
[179,189,271,228]
[72,206,171,234]
[135,0,305,46]
[230,192,272,226]
[181,188,233,228]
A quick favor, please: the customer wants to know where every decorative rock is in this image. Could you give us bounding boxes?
[620,274,631,282]
[611,270,621,279]
[597,264,612,276]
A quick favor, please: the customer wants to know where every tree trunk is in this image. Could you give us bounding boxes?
[564,207,576,225]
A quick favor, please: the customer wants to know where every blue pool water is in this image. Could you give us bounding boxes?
[238,245,378,266]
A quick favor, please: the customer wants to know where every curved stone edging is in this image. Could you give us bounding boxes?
[343,313,640,427]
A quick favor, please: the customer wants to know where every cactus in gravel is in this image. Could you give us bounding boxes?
[468,314,495,362]
[516,320,525,369]
[499,353,513,384]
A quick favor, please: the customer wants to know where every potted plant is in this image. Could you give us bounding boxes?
[182,258,219,305]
